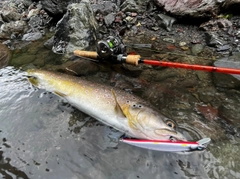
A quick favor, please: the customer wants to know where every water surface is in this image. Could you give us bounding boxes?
[0,66,239,179]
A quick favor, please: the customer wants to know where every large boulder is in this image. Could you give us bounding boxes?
[154,0,222,18]
[153,0,240,18]
[52,0,98,59]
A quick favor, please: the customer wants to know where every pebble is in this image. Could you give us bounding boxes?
[125,16,133,22]
[179,41,187,46]
[216,44,231,52]
[191,43,204,55]
[163,38,176,43]
[27,8,40,19]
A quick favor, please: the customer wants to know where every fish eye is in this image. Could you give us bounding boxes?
[166,120,176,129]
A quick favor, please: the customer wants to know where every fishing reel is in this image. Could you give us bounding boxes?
[96,36,126,60]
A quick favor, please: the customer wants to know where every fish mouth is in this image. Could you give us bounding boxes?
[155,129,187,141]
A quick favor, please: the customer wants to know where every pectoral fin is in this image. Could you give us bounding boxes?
[111,89,126,118]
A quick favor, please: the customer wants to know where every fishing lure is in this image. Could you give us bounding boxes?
[120,137,211,152]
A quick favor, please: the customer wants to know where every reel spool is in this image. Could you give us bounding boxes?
[96,36,126,59]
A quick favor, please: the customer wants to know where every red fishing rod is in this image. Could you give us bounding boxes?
[74,50,240,75]
[73,35,240,75]
[139,59,240,75]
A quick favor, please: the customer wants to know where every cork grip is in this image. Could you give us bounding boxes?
[74,50,98,59]
[125,55,140,66]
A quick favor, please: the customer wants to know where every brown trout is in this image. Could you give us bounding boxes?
[27,69,186,141]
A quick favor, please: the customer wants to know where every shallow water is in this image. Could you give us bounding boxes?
[0,66,240,179]
[1,33,240,179]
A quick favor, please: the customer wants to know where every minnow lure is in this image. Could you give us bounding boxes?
[120,138,211,152]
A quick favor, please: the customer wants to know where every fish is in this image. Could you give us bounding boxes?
[27,69,186,141]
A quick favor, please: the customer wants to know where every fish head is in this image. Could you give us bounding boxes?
[27,69,50,88]
[27,69,63,93]
[122,101,187,141]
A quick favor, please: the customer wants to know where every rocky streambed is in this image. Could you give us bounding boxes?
[1,0,240,179]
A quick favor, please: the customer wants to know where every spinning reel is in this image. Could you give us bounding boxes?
[96,36,127,61]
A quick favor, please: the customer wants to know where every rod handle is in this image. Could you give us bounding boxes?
[125,55,140,66]
[74,50,98,59]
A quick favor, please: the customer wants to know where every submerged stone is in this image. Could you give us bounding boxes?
[0,43,11,68]
[191,44,204,56]
[65,59,99,76]
[10,54,36,66]
[214,54,240,81]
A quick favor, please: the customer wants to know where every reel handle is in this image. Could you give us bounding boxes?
[125,55,140,66]
[74,50,98,59]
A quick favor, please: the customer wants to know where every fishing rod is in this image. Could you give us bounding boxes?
[73,36,240,75]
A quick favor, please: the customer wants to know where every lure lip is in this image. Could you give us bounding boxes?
[120,137,211,152]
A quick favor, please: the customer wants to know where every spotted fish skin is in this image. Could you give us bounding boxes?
[27,69,186,141]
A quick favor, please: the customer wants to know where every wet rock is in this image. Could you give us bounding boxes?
[155,13,176,31]
[10,54,36,66]
[200,18,232,31]
[219,96,240,124]
[213,72,240,89]
[28,15,42,28]
[0,43,11,68]
[191,44,204,55]
[40,0,70,15]
[197,87,217,104]
[141,82,179,109]
[114,63,142,78]
[0,15,4,26]
[52,1,98,58]
[27,8,40,19]
[195,103,219,121]
[44,36,54,50]
[32,56,46,67]
[216,44,231,52]
[205,32,227,47]
[92,1,118,15]
[121,0,144,13]
[222,0,240,9]
[26,5,52,32]
[214,54,240,80]
[22,31,43,41]
[65,59,99,76]
[0,21,29,39]
[104,13,116,27]
[1,6,22,22]
[140,68,180,82]
[153,0,222,18]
